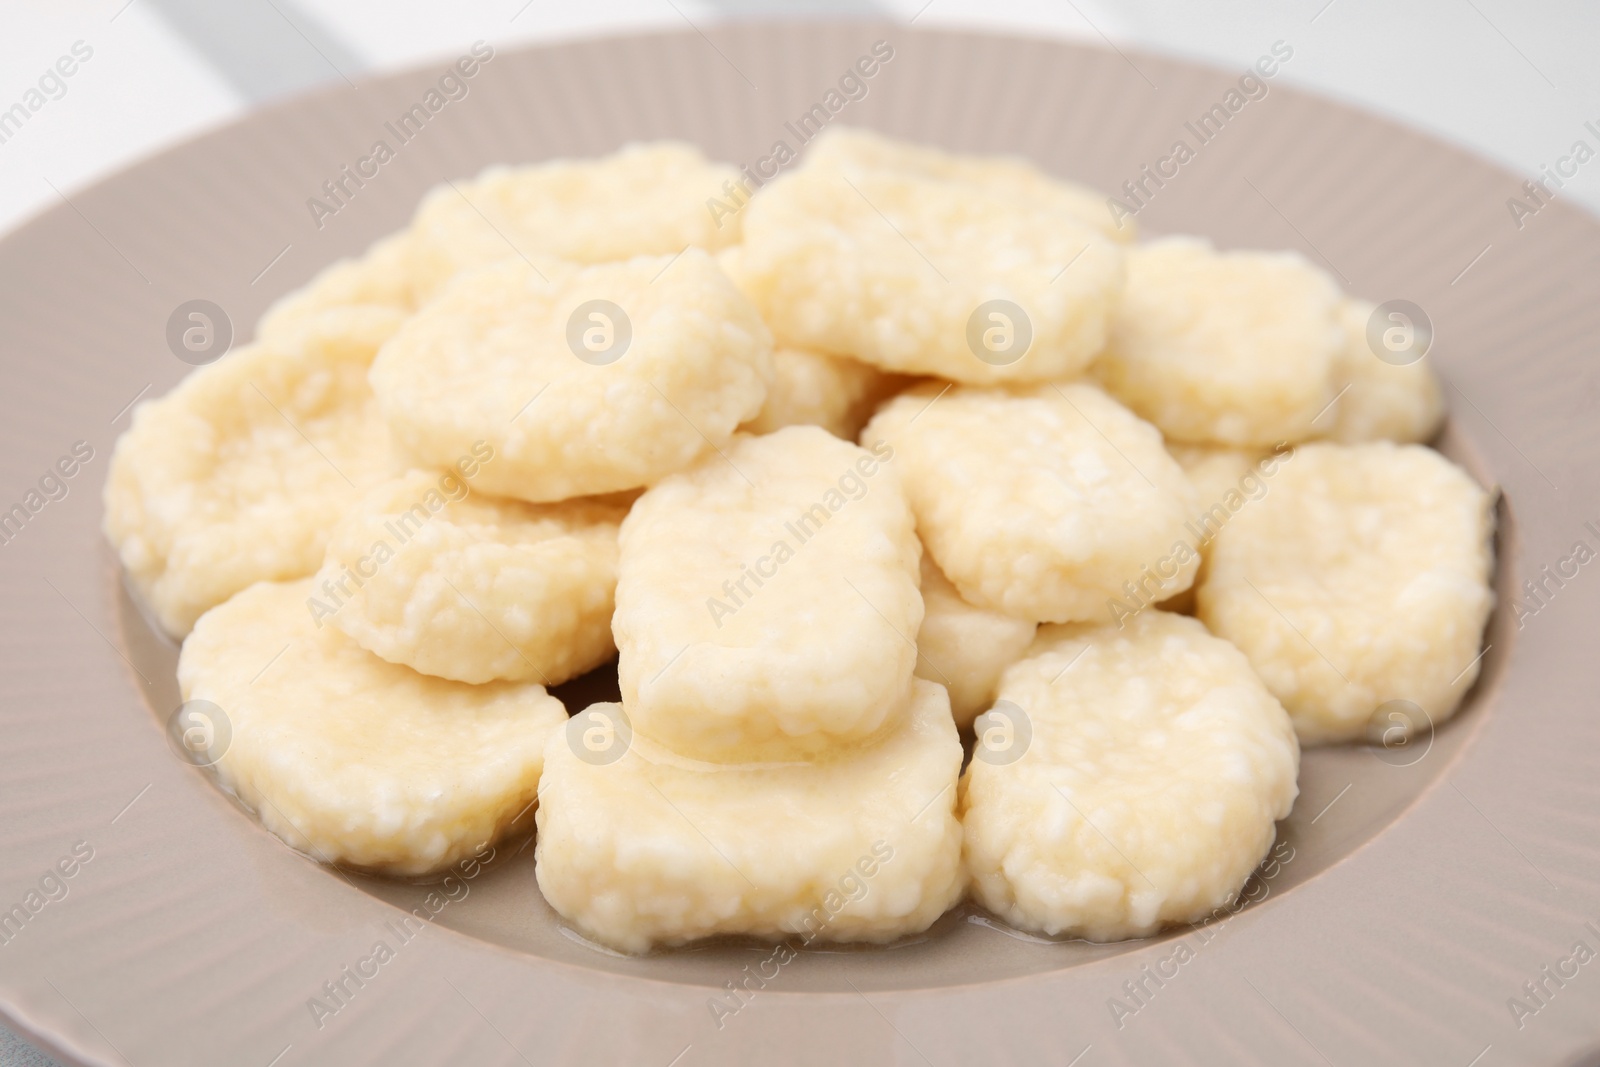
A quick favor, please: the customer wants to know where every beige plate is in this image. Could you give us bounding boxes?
[1,21,1596,1067]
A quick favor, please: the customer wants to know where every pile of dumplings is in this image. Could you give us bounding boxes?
[105,128,1495,954]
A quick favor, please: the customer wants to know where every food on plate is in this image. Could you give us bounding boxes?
[801,125,1132,243]
[104,128,1497,953]
[1197,442,1495,745]
[178,579,567,875]
[1167,443,1272,510]
[255,231,417,344]
[863,381,1198,623]
[741,345,907,440]
[913,554,1037,727]
[535,679,964,953]
[104,309,401,637]
[406,142,742,302]
[315,469,624,685]
[716,245,909,439]
[1094,237,1344,447]
[1325,299,1446,444]
[1158,443,1294,614]
[736,167,1124,384]
[370,251,773,503]
[960,611,1299,940]
[612,426,921,761]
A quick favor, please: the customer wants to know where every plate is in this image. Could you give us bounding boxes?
[1,20,1597,1067]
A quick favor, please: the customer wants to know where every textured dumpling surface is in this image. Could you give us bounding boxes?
[1198,442,1494,745]
[960,611,1299,940]
[801,125,1132,243]
[863,382,1198,623]
[256,231,416,344]
[1167,444,1267,512]
[407,143,741,302]
[315,469,625,685]
[614,426,920,761]
[370,251,773,503]
[717,246,907,440]
[915,554,1036,728]
[1325,299,1445,444]
[1160,444,1293,614]
[741,346,906,440]
[1095,237,1343,446]
[737,168,1123,384]
[178,579,568,876]
[535,680,964,953]
[104,311,402,637]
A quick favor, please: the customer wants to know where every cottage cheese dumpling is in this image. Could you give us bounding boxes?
[1160,444,1293,614]
[104,313,400,638]
[370,251,772,503]
[1168,444,1265,512]
[741,346,906,440]
[802,125,1132,243]
[718,246,906,439]
[614,426,920,761]
[863,383,1197,623]
[255,306,412,377]
[737,169,1123,384]
[915,554,1036,727]
[1198,442,1494,745]
[535,679,964,953]
[314,469,624,685]
[1325,300,1445,444]
[407,143,742,302]
[256,231,416,344]
[178,579,567,876]
[1095,237,1343,446]
[960,611,1299,940]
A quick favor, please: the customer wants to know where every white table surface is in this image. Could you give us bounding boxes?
[1,2,1595,1063]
